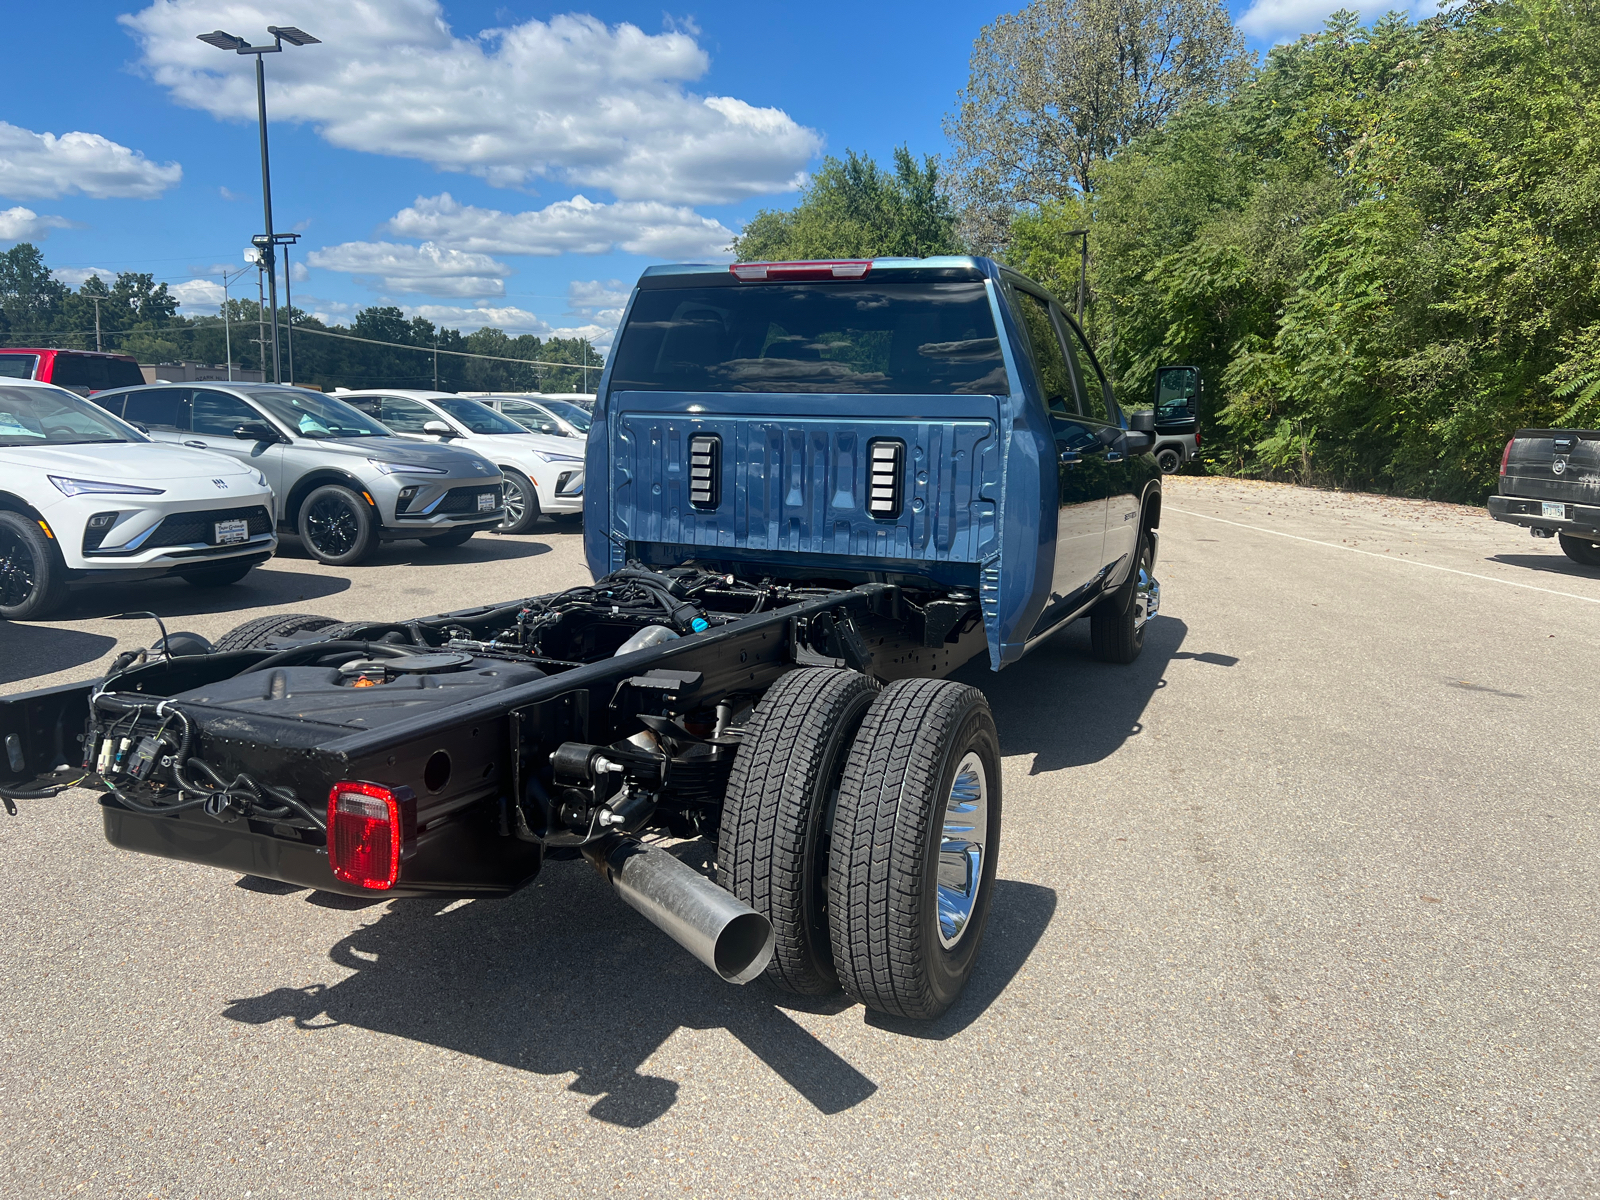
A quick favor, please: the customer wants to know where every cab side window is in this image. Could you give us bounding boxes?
[376,396,438,433]
[122,388,191,431]
[1007,287,1075,416]
[1058,313,1111,423]
[192,390,263,436]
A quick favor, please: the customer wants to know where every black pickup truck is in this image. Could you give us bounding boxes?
[0,256,1163,1021]
[1488,429,1600,566]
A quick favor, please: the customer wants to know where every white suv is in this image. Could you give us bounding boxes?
[0,379,277,619]
[334,391,584,533]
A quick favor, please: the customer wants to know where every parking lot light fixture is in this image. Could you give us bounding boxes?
[196,24,320,385]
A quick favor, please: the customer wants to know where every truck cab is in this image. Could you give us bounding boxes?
[585,256,1162,671]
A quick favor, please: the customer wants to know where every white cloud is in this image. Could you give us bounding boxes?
[1238,0,1436,40]
[305,240,511,297]
[290,261,309,283]
[405,303,617,351]
[0,206,72,242]
[120,2,819,205]
[385,193,734,260]
[568,279,631,313]
[52,266,115,288]
[408,303,552,336]
[219,185,243,201]
[0,121,181,201]
[170,278,225,313]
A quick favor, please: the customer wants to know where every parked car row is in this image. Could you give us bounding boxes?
[0,378,588,619]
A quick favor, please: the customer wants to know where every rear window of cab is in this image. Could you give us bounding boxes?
[609,281,1006,395]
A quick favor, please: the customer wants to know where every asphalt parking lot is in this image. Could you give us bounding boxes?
[2,477,1597,1199]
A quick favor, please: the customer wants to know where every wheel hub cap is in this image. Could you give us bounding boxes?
[937,751,988,949]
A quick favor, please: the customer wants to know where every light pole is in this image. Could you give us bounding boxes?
[86,295,102,352]
[198,24,320,384]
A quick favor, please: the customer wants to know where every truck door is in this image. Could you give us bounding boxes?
[188,389,288,515]
[1007,286,1107,604]
[1060,315,1138,572]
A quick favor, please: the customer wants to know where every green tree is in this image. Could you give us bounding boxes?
[1080,0,1600,500]
[946,0,1252,250]
[730,146,962,261]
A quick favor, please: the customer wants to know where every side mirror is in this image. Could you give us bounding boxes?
[1128,409,1156,433]
[233,422,282,443]
[423,420,456,437]
[1125,430,1155,454]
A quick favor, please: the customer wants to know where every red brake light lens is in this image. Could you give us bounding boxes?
[328,781,403,890]
[730,260,872,281]
[1500,438,1513,475]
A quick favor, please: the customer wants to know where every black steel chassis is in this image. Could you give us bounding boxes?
[0,583,987,899]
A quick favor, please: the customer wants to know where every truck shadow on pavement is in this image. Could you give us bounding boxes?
[221,860,1055,1127]
[953,615,1193,773]
[1486,553,1600,582]
[0,625,117,686]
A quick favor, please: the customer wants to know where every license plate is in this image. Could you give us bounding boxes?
[1542,502,1567,520]
[477,491,496,513]
[214,518,248,544]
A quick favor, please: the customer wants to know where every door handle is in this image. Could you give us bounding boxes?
[1058,450,1081,465]
[1105,451,1124,463]
[184,440,208,448]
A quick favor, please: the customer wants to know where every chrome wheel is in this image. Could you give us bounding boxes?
[937,751,988,949]
[1133,542,1160,633]
[500,481,527,530]
[305,494,358,557]
[0,528,39,608]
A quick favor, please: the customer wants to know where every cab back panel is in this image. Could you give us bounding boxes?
[608,398,1000,572]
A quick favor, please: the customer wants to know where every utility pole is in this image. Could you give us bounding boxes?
[88,295,102,352]
[280,234,300,384]
[255,253,267,379]
[433,334,439,390]
[198,25,320,385]
[219,265,249,381]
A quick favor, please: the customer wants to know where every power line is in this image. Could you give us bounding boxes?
[0,322,603,370]
[290,325,602,369]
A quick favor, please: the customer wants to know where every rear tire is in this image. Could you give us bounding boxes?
[1090,526,1156,664]
[718,668,880,995]
[829,678,1001,1020]
[497,469,540,535]
[1558,533,1600,566]
[181,561,256,587]
[0,511,68,620]
[421,527,475,548]
[1155,447,1182,474]
[212,613,339,652]
[297,485,377,566]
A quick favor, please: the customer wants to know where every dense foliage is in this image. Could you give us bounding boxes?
[731,147,962,261]
[0,243,604,394]
[1009,0,1600,501]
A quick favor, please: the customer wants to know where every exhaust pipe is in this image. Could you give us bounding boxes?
[584,835,774,984]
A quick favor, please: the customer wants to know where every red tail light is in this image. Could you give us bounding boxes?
[730,260,872,281]
[1500,438,1513,475]
[327,782,414,890]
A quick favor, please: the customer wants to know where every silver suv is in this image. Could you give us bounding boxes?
[90,383,505,565]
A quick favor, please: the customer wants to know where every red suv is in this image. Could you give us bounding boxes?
[0,348,145,395]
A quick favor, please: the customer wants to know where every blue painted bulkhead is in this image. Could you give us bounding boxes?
[584,258,1059,670]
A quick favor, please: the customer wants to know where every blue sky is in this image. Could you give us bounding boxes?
[0,0,1414,352]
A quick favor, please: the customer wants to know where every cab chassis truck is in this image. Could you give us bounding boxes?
[1,258,1163,1021]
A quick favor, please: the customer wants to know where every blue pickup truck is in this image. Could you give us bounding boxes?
[0,257,1161,1021]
